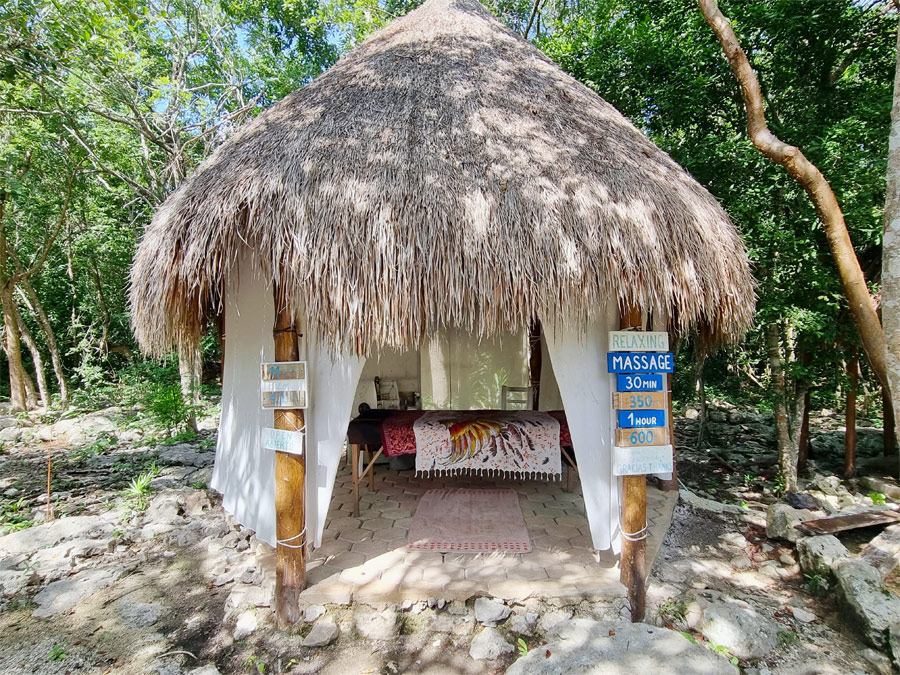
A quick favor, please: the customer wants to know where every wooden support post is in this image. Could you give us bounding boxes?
[618,306,646,622]
[273,285,306,628]
[845,349,858,479]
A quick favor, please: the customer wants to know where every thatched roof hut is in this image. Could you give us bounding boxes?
[130,0,754,357]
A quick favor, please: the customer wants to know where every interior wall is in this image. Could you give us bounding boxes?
[420,328,530,409]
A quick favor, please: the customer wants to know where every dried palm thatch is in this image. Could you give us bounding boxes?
[130,0,754,357]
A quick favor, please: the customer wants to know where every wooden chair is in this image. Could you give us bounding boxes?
[501,385,533,410]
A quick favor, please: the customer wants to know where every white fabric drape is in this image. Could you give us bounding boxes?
[211,256,277,544]
[303,336,365,548]
[211,252,364,548]
[542,302,620,552]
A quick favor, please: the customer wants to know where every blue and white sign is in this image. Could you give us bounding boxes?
[616,373,664,392]
[607,352,674,374]
[617,409,666,428]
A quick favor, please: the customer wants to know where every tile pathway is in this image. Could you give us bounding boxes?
[299,455,677,605]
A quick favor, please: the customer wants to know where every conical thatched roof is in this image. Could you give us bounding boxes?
[130,0,754,357]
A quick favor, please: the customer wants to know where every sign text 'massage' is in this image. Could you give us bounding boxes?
[607,352,674,374]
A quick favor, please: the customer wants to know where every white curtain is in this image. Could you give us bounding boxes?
[212,251,364,548]
[303,335,365,548]
[542,302,620,552]
[211,254,277,544]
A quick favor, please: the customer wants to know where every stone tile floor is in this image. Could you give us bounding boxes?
[300,456,677,605]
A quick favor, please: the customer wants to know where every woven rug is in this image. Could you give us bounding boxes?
[408,488,532,553]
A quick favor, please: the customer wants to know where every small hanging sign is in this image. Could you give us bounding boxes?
[260,361,308,409]
[616,373,664,392]
[607,352,674,373]
[261,361,306,381]
[261,427,304,455]
[615,426,669,447]
[608,331,669,352]
[617,409,666,428]
[614,391,667,410]
[613,445,674,476]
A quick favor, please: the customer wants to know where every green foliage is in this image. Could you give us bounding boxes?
[804,572,828,594]
[779,630,800,648]
[47,643,67,662]
[121,465,159,512]
[656,596,688,625]
[0,497,34,534]
[869,492,887,505]
[516,637,528,657]
[146,384,195,436]
[69,433,115,463]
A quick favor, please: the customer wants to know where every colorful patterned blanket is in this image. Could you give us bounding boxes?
[379,410,571,458]
[411,410,562,479]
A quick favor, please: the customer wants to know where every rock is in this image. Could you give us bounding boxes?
[857,648,893,675]
[0,427,23,443]
[0,569,38,596]
[859,524,900,579]
[118,602,165,628]
[785,491,821,511]
[446,600,467,615]
[507,620,737,675]
[233,611,258,639]
[304,604,326,622]
[303,618,338,647]
[684,408,700,420]
[699,602,780,660]
[145,492,183,525]
[796,535,848,578]
[791,607,816,624]
[507,611,538,636]
[33,566,124,618]
[187,666,221,675]
[158,444,214,468]
[354,608,399,640]
[834,560,900,649]
[52,415,117,446]
[816,476,842,496]
[766,504,816,543]
[680,489,746,516]
[538,608,574,634]
[0,513,117,556]
[469,627,515,660]
[182,491,211,517]
[729,555,752,570]
[474,597,510,624]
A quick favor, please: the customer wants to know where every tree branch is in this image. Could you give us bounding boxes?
[698,0,889,394]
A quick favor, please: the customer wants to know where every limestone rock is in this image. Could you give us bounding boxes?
[797,535,848,578]
[699,602,780,660]
[474,597,510,624]
[766,504,816,543]
[0,513,117,557]
[33,566,124,618]
[834,560,900,649]
[507,620,737,675]
[791,607,816,624]
[469,627,515,660]
[233,611,258,640]
[507,611,538,636]
[304,604,326,623]
[0,568,38,597]
[187,666,221,675]
[353,608,399,640]
[158,444,214,468]
[118,602,166,628]
[680,489,746,516]
[303,618,338,647]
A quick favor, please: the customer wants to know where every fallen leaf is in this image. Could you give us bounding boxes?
[608,630,615,636]
[545,650,551,658]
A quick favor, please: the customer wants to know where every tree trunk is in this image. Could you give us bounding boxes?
[89,256,110,353]
[845,349,859,478]
[15,304,48,407]
[0,285,28,412]
[885,388,897,456]
[699,0,888,394]
[528,320,542,410]
[695,353,708,449]
[798,390,812,471]
[766,322,798,491]
[178,343,201,433]
[15,280,67,406]
[883,20,900,477]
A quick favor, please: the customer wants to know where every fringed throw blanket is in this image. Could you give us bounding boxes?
[413,411,561,479]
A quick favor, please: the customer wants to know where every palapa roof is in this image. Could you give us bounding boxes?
[130,0,754,356]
